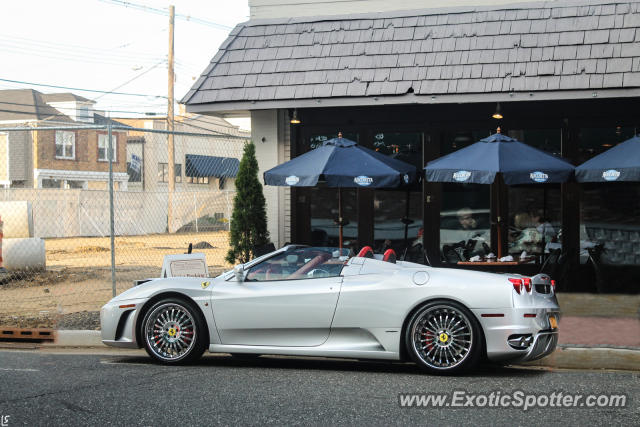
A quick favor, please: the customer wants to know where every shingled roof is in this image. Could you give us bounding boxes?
[0,89,74,122]
[183,0,640,112]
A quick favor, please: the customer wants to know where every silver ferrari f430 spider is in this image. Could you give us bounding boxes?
[101,245,559,374]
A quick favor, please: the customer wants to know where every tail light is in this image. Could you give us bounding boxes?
[551,279,556,289]
[508,278,523,294]
[523,277,532,293]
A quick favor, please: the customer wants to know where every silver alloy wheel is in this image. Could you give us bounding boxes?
[410,304,473,370]
[144,302,197,362]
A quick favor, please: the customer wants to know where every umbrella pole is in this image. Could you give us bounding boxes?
[404,187,410,248]
[338,188,343,250]
[496,180,503,259]
[541,187,547,263]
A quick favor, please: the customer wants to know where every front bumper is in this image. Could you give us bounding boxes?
[100,298,147,349]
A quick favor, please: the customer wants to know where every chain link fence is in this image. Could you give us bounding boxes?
[0,124,246,331]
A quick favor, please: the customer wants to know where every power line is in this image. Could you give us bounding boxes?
[94,60,167,101]
[0,34,166,62]
[0,100,163,117]
[97,0,233,30]
[0,45,161,68]
[0,78,168,99]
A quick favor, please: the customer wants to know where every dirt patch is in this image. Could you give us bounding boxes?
[73,245,110,254]
[0,231,233,329]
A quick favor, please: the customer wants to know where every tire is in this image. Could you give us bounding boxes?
[141,298,207,364]
[404,300,482,374]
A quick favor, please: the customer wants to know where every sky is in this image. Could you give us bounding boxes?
[1,0,250,128]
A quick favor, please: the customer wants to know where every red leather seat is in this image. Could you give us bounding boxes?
[383,249,397,263]
[357,246,374,258]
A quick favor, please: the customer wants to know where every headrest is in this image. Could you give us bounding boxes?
[357,246,374,258]
[383,249,397,264]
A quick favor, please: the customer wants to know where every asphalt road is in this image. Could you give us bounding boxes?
[0,349,637,426]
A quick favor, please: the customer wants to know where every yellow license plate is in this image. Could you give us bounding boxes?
[549,315,558,329]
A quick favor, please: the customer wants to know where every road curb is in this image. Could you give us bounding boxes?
[40,331,640,371]
[524,346,640,371]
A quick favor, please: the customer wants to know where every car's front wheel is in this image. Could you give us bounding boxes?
[141,298,207,364]
[405,300,482,374]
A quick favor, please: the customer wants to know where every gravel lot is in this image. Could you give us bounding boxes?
[0,231,231,328]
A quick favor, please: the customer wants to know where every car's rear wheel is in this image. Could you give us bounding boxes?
[141,298,207,364]
[405,300,482,374]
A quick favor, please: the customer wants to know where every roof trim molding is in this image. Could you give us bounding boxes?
[244,0,638,27]
[185,87,640,114]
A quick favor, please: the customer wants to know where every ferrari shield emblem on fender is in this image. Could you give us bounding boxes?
[201,281,210,289]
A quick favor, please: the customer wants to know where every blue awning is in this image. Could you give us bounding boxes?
[185,154,239,178]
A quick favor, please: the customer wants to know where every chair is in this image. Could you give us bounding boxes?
[586,244,607,293]
[539,248,569,290]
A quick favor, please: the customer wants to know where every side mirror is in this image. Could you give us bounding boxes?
[234,265,245,282]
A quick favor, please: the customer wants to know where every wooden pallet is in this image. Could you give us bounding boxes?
[0,327,56,341]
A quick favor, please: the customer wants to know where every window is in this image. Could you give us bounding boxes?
[303,132,358,154]
[439,130,492,263]
[98,134,117,162]
[309,187,357,249]
[580,126,640,267]
[187,176,209,184]
[42,178,62,188]
[55,131,75,159]
[157,163,182,183]
[66,180,85,189]
[371,132,423,255]
[244,247,348,281]
[507,129,562,257]
[77,105,91,122]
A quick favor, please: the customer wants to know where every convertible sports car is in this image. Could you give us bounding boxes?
[101,245,559,374]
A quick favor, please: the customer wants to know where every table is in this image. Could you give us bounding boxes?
[457,258,535,266]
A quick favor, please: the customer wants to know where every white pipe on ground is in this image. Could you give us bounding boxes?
[2,238,45,270]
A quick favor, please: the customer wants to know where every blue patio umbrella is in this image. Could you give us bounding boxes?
[425,132,575,185]
[576,135,640,182]
[264,135,417,248]
[425,131,575,258]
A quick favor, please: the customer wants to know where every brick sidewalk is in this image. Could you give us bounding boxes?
[558,316,640,348]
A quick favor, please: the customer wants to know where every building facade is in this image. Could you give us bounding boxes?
[0,89,129,190]
[116,114,249,193]
[184,0,640,293]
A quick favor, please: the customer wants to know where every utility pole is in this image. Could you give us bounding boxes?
[167,4,175,232]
